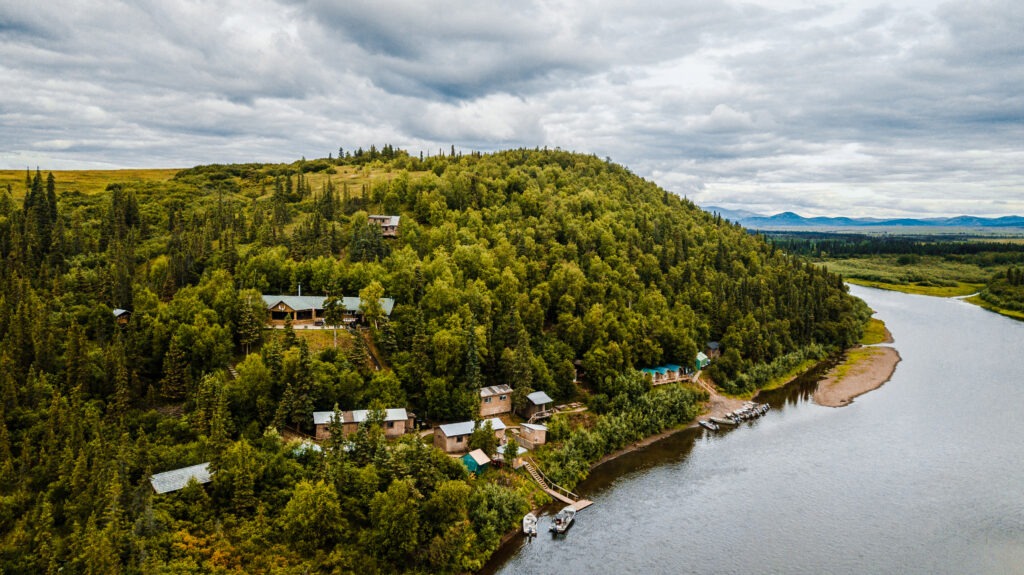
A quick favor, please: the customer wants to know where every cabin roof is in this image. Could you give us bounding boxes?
[313,408,407,425]
[149,463,212,494]
[520,423,548,431]
[707,341,721,350]
[696,352,709,362]
[369,215,400,226]
[480,384,513,398]
[262,295,395,316]
[526,391,553,405]
[112,308,130,317]
[438,418,506,437]
[465,449,491,466]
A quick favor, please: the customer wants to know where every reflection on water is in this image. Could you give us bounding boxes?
[486,286,1024,575]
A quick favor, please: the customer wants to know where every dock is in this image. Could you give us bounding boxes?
[523,458,593,512]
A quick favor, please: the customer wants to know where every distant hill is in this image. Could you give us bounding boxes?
[703,206,1024,230]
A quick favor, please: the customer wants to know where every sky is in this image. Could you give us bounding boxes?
[1,0,1023,218]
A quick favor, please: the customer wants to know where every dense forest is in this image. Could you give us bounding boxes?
[0,148,868,573]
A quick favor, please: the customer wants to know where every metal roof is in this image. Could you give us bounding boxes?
[369,215,400,226]
[526,391,553,405]
[480,384,513,398]
[438,417,506,437]
[313,408,408,425]
[465,449,491,466]
[520,423,548,431]
[112,308,130,317]
[149,463,212,494]
[696,352,709,362]
[262,295,395,316]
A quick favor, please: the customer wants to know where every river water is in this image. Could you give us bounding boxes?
[487,285,1024,574]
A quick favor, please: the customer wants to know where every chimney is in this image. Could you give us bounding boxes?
[298,282,302,297]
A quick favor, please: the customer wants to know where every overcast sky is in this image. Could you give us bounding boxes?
[2,0,1022,217]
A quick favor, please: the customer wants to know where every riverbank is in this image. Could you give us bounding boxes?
[812,346,901,407]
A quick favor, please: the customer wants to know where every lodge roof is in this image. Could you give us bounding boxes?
[438,418,506,438]
[313,408,408,426]
[520,423,548,432]
[369,215,400,227]
[261,295,396,316]
[149,463,212,494]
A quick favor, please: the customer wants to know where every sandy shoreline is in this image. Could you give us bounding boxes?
[812,346,901,407]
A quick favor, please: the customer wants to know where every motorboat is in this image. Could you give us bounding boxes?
[549,505,576,535]
[699,419,720,431]
[522,512,538,537]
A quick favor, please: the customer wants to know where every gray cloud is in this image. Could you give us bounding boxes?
[1,0,1022,217]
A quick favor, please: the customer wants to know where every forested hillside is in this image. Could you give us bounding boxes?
[0,148,868,573]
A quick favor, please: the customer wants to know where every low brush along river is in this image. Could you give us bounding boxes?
[484,285,1024,574]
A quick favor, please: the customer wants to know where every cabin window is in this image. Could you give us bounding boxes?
[386,421,394,428]
[456,436,463,443]
[499,395,507,401]
[484,397,491,404]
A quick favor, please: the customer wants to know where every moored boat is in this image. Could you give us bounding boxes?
[710,417,736,426]
[522,512,538,537]
[699,420,720,431]
[549,505,576,535]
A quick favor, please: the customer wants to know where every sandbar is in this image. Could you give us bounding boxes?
[813,346,901,407]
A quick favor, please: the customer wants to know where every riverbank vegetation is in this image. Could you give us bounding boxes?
[769,232,1024,318]
[0,149,866,573]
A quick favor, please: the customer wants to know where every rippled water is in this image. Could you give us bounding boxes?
[487,286,1024,574]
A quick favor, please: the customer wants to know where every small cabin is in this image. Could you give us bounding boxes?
[517,423,548,450]
[461,449,491,474]
[262,295,396,326]
[479,385,513,417]
[520,390,554,421]
[640,364,686,385]
[368,215,400,237]
[695,352,711,371]
[112,308,131,326]
[149,463,212,494]
[493,443,528,469]
[434,418,507,454]
[313,408,411,441]
[705,341,721,359]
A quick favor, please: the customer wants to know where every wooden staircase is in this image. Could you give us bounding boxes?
[522,458,593,511]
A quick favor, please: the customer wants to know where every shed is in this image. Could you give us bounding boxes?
[149,463,212,494]
[520,390,554,420]
[695,351,711,371]
[368,215,401,237]
[112,308,131,325]
[461,449,491,474]
[479,384,513,417]
[705,341,721,359]
[518,422,548,449]
[434,418,507,453]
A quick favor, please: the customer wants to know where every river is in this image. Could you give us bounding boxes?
[487,285,1024,574]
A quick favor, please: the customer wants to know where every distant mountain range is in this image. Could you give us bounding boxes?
[703,206,1024,230]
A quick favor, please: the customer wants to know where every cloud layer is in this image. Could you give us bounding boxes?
[2,0,1022,217]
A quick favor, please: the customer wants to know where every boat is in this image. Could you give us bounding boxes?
[699,420,720,431]
[522,512,538,537]
[549,505,576,535]
[710,417,736,426]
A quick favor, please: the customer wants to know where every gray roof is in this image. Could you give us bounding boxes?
[369,215,400,226]
[465,449,491,466]
[438,417,506,438]
[149,463,212,494]
[313,408,408,425]
[262,295,395,316]
[526,391,553,405]
[112,308,130,317]
[520,423,548,431]
[480,384,513,398]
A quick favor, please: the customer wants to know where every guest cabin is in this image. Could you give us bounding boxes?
[112,308,131,326]
[520,390,554,421]
[517,423,548,450]
[262,294,395,326]
[479,384,513,417]
[695,352,711,371]
[434,418,507,453]
[312,408,412,441]
[368,215,400,237]
[705,341,721,359]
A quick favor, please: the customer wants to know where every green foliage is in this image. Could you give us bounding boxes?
[0,150,864,574]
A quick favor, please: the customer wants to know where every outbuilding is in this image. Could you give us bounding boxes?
[520,390,554,421]
[433,418,507,453]
[149,463,212,494]
[461,449,491,474]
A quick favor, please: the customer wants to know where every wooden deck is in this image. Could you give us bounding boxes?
[524,458,594,512]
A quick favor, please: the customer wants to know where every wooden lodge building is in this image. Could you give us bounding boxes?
[262,295,396,326]
[312,408,412,441]
[434,418,507,453]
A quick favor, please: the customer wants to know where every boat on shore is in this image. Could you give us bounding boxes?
[699,420,720,431]
[710,417,736,426]
[522,512,538,537]
[549,505,576,535]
